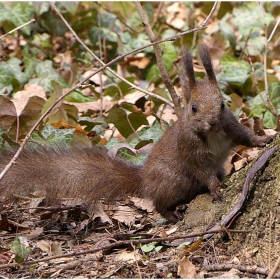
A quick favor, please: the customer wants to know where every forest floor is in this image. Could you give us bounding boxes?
[1,187,278,279]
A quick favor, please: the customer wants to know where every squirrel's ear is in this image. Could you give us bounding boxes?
[180,47,196,103]
[197,43,217,84]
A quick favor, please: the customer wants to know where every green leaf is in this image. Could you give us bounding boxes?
[138,120,166,143]
[0,69,17,94]
[116,147,147,165]
[131,33,153,53]
[246,36,266,55]
[64,90,94,103]
[141,243,156,253]
[33,2,50,15]
[231,3,274,36]
[162,43,178,72]
[108,107,148,138]
[1,58,28,84]
[41,125,75,147]
[0,128,20,151]
[88,26,118,45]
[219,54,250,84]
[12,3,34,35]
[60,2,79,15]
[12,237,32,264]
[219,14,236,49]
[154,246,163,252]
[249,83,280,128]
[29,61,67,92]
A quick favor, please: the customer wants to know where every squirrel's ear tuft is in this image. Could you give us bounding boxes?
[180,47,196,102]
[197,43,217,83]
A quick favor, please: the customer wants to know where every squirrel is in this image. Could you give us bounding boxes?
[0,43,275,223]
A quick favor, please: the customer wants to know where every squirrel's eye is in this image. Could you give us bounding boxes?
[191,104,197,112]
[221,102,225,109]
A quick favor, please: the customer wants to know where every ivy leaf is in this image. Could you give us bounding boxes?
[138,120,166,143]
[0,3,34,35]
[29,60,67,92]
[249,83,280,128]
[231,3,274,36]
[12,237,32,264]
[108,107,148,138]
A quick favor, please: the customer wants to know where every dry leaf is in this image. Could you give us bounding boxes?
[177,256,197,279]
[51,241,63,256]
[11,84,46,114]
[25,227,43,240]
[130,197,154,213]
[112,205,136,227]
[115,249,142,264]
[36,240,51,255]
[234,158,247,171]
[217,268,240,278]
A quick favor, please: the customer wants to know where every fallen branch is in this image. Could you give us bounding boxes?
[204,263,280,278]
[0,228,249,269]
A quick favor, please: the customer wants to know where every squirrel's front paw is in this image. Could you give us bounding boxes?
[255,134,277,147]
[211,188,223,201]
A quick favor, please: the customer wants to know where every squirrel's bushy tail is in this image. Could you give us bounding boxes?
[0,147,142,205]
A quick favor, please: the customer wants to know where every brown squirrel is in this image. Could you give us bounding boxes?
[0,43,274,223]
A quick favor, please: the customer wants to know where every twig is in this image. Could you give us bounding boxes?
[247,56,275,115]
[135,1,181,116]
[267,18,280,43]
[268,256,280,278]
[204,145,277,239]
[204,263,280,278]
[97,3,104,117]
[0,19,35,40]
[0,228,249,269]
[49,1,173,107]
[151,2,165,30]
[263,23,277,116]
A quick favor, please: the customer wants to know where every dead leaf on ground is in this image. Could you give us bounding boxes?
[112,205,137,227]
[115,249,142,264]
[217,268,241,278]
[177,256,197,279]
[11,84,46,115]
[25,227,43,240]
[130,197,154,213]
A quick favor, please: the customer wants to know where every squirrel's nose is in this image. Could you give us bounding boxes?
[208,120,216,126]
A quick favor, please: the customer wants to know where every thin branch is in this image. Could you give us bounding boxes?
[151,2,165,30]
[204,263,280,278]
[263,23,277,116]
[135,1,181,116]
[49,1,173,107]
[0,228,249,269]
[267,17,280,43]
[247,56,276,115]
[268,256,280,278]
[97,3,104,117]
[0,19,35,40]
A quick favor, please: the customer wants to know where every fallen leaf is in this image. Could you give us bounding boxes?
[115,249,142,264]
[177,256,197,278]
[112,205,136,227]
